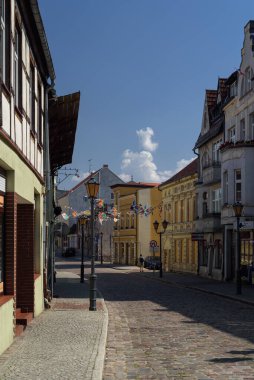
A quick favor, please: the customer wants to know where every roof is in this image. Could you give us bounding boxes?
[30,0,55,81]
[206,90,217,113]
[49,92,80,173]
[159,159,198,188]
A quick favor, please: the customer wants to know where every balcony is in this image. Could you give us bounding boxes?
[194,212,221,233]
[201,161,221,185]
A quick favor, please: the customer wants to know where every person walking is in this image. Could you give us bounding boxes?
[139,254,144,272]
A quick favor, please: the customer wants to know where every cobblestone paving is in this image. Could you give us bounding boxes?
[98,269,254,380]
[0,273,106,380]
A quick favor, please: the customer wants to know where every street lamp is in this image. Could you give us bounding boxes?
[100,232,103,265]
[233,202,244,295]
[86,177,100,311]
[153,219,168,278]
[79,216,86,283]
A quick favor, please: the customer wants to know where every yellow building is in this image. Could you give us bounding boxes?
[111,182,161,265]
[159,159,198,274]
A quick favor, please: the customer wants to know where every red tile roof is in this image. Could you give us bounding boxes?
[159,158,198,187]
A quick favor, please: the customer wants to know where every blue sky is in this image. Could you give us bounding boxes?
[39,0,254,189]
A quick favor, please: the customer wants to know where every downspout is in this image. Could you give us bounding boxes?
[43,80,55,300]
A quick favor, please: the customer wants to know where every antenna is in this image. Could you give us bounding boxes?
[88,159,92,173]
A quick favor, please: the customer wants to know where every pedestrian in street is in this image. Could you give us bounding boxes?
[139,254,144,272]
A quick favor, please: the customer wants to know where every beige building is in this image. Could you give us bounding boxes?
[111,182,161,265]
[159,160,198,274]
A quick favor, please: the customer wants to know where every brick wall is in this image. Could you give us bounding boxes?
[16,204,34,313]
[5,192,18,297]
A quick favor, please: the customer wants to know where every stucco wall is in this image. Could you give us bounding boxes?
[34,276,44,317]
[0,298,14,355]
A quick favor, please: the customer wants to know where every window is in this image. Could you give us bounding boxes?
[249,113,254,140]
[228,126,236,143]
[212,188,222,213]
[212,139,222,163]
[180,200,184,222]
[246,67,253,92]
[235,169,241,202]
[14,24,22,108]
[0,0,10,87]
[230,81,237,97]
[30,63,35,131]
[240,118,245,141]
[131,213,135,228]
[223,171,228,204]
[38,82,42,144]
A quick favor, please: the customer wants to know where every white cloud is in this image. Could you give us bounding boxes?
[137,127,158,152]
[118,127,195,183]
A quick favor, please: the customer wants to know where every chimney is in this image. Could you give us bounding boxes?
[103,164,108,168]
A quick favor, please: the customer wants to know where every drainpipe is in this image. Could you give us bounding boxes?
[43,80,55,300]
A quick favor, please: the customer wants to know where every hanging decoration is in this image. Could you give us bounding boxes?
[60,203,120,224]
[130,200,162,217]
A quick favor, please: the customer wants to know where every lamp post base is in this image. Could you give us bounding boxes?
[89,273,97,311]
[80,263,84,283]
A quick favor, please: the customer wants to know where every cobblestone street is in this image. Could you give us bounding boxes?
[98,267,254,380]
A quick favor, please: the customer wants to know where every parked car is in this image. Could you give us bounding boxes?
[62,247,76,257]
[144,256,161,270]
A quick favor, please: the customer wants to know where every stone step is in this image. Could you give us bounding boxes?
[16,310,33,326]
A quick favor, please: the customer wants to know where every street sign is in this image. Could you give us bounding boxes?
[150,240,158,248]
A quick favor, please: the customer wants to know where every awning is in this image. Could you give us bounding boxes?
[49,92,80,173]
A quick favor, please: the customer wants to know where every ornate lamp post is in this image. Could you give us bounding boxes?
[153,219,168,278]
[79,216,86,283]
[86,177,100,311]
[100,232,103,265]
[233,202,244,295]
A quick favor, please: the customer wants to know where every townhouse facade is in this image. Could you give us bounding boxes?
[0,0,79,355]
[193,79,227,280]
[159,159,198,274]
[221,21,254,281]
[57,165,124,261]
[111,182,161,265]
[0,0,55,354]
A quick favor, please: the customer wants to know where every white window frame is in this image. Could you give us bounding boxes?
[228,126,236,143]
[212,139,222,163]
[212,188,222,213]
[14,28,19,106]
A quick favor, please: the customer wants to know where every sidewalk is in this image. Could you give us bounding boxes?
[0,272,108,380]
[143,269,254,306]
